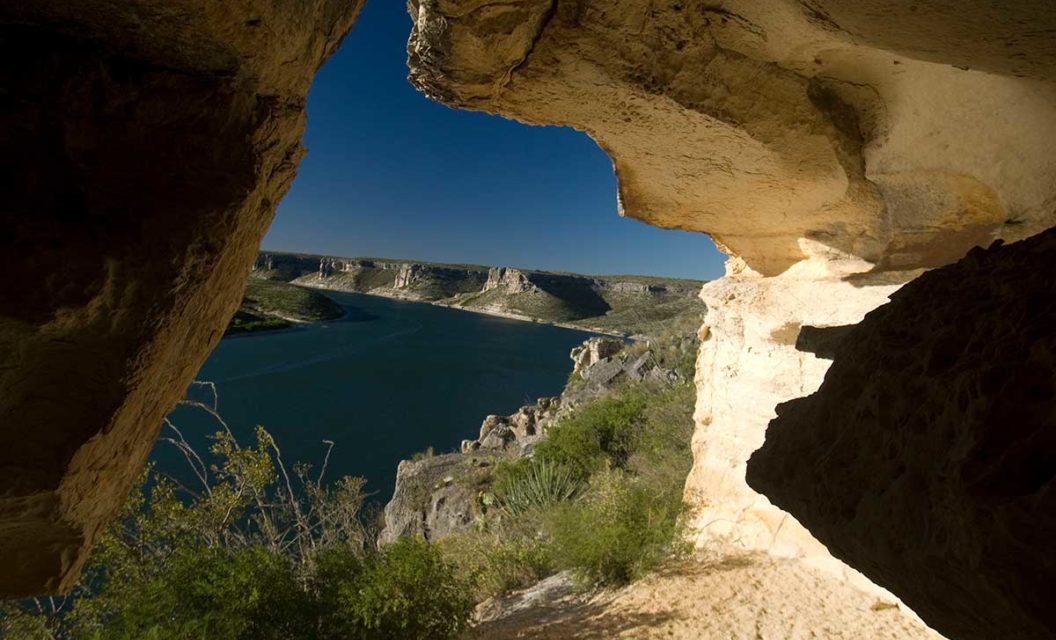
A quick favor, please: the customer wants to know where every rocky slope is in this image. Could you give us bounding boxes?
[379,336,686,546]
[407,2,1056,635]
[254,251,705,336]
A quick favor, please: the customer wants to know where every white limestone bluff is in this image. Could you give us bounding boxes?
[404,2,1056,637]
[1,2,1054,637]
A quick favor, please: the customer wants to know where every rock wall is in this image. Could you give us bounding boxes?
[4,3,1055,630]
[408,0,1056,275]
[483,267,536,293]
[407,0,1056,633]
[747,230,1056,640]
[0,0,362,596]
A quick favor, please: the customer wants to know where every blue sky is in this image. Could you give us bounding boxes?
[263,0,726,281]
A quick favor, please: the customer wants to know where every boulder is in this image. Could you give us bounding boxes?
[571,337,624,375]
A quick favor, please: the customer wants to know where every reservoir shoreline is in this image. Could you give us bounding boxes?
[296,282,630,339]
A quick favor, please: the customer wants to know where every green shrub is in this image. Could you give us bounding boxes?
[546,466,687,586]
[3,396,474,640]
[410,446,435,461]
[533,393,648,477]
[533,384,694,586]
[89,546,312,640]
[318,538,472,640]
[438,515,555,601]
[493,458,582,515]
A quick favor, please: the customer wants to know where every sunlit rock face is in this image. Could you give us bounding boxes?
[407,0,1056,276]
[0,1,362,596]
[408,0,1056,633]
[748,229,1056,640]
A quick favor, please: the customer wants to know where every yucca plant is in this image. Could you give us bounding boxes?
[494,458,582,515]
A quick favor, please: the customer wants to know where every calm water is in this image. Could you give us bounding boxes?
[159,291,594,501]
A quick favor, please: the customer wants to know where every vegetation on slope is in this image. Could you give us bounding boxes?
[584,293,705,337]
[440,380,694,598]
[1,392,472,640]
[2,325,698,638]
[227,280,344,335]
[454,279,705,334]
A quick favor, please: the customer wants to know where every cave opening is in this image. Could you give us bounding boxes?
[2,1,1055,638]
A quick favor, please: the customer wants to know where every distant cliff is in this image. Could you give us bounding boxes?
[253,252,705,336]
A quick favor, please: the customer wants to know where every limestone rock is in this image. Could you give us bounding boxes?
[408,0,1056,276]
[747,229,1056,640]
[380,453,498,545]
[408,2,1056,633]
[484,267,536,293]
[393,263,422,289]
[0,0,362,596]
[570,337,624,375]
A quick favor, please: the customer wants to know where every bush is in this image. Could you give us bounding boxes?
[494,383,694,587]
[88,546,312,640]
[493,458,582,515]
[547,466,687,586]
[2,391,473,640]
[438,515,554,601]
[447,383,694,590]
[316,538,472,640]
[533,393,648,477]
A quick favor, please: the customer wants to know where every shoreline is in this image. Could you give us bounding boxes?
[296,282,630,339]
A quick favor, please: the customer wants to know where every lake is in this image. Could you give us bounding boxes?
[159,291,595,502]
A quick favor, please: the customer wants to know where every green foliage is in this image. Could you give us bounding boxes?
[410,445,435,461]
[88,546,311,640]
[493,458,582,515]
[226,310,292,335]
[317,539,472,640]
[582,294,706,338]
[227,280,344,334]
[533,392,649,477]
[538,384,693,585]
[441,382,695,594]
[546,466,688,585]
[2,391,471,640]
[242,280,344,322]
[438,514,555,601]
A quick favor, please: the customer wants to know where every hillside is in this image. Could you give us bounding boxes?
[252,252,706,337]
[226,280,344,335]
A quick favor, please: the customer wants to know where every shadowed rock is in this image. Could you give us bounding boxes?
[0,0,362,596]
[748,228,1056,640]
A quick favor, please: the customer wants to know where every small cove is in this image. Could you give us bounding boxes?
[158,290,595,502]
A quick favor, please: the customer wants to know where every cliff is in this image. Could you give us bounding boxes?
[407,1,1056,636]
[5,3,1055,637]
[254,251,706,336]
[379,335,688,546]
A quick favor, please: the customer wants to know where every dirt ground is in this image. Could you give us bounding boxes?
[469,553,940,640]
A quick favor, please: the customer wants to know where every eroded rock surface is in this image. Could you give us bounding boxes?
[0,0,362,596]
[748,229,1056,640]
[408,0,1056,276]
[408,1,1056,634]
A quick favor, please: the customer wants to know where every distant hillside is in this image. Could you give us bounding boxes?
[249,252,706,337]
[227,280,344,335]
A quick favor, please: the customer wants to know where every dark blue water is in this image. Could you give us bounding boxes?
[159,291,593,501]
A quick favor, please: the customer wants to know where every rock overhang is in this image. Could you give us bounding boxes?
[406,0,1056,277]
[2,5,1055,635]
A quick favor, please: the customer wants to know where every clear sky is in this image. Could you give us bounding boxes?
[262,0,727,281]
